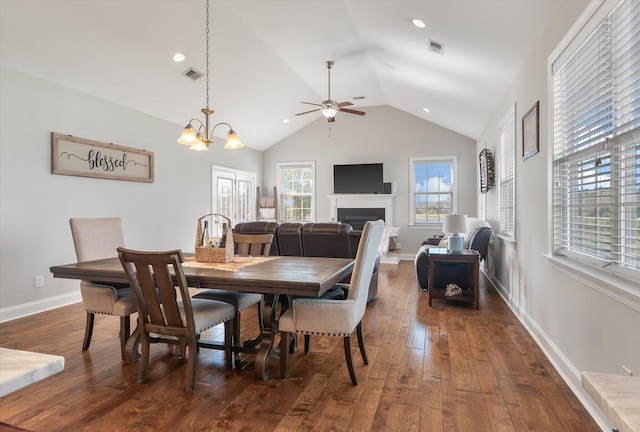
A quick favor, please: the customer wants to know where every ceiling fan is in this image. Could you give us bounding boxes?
[295,61,366,123]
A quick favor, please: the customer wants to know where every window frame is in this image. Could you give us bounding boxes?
[409,156,458,228]
[277,161,316,223]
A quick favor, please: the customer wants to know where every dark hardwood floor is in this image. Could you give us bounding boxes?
[0,261,600,431]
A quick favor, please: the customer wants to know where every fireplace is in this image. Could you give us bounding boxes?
[328,194,395,228]
[337,208,385,230]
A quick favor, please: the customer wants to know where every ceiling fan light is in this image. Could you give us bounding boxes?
[224,130,244,149]
[321,107,339,118]
[177,124,198,145]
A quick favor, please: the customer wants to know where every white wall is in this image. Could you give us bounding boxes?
[476,2,640,430]
[0,67,263,320]
[262,105,477,255]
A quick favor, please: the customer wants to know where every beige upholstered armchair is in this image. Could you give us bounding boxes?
[69,218,137,360]
[278,219,384,384]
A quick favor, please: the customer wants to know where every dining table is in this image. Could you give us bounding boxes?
[50,254,354,381]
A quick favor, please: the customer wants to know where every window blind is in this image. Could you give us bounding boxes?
[499,105,516,237]
[552,0,639,277]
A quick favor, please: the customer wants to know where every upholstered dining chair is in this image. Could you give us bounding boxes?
[117,247,235,392]
[192,233,274,348]
[69,217,137,360]
[279,219,384,385]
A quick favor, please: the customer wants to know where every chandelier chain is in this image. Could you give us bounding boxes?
[205,0,210,110]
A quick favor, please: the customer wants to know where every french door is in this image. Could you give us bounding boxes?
[211,166,255,236]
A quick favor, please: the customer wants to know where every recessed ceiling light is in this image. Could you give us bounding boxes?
[283,118,290,124]
[412,19,426,29]
[423,107,431,113]
[173,53,185,62]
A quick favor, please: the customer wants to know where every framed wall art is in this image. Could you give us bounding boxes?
[51,133,154,183]
[479,148,495,193]
[522,101,539,160]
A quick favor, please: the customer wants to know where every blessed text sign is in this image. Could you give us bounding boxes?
[51,133,154,183]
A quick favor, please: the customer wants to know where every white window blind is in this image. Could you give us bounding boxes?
[499,105,516,237]
[552,0,639,278]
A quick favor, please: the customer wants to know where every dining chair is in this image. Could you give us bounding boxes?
[192,233,274,349]
[117,247,235,392]
[69,217,137,360]
[278,219,384,384]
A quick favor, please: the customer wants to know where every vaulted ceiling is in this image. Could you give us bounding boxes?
[0,0,581,151]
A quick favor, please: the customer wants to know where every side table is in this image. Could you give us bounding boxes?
[427,248,480,309]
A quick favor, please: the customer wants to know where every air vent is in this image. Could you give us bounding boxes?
[429,39,444,55]
[182,67,204,81]
[352,96,366,100]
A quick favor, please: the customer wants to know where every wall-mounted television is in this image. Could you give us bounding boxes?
[333,163,384,194]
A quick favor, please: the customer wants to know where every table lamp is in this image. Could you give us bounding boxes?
[443,214,467,252]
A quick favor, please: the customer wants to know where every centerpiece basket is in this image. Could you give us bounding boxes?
[194,213,234,263]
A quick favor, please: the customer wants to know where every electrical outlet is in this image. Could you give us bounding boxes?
[34,275,44,288]
[622,365,633,377]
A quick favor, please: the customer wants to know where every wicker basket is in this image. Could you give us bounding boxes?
[194,213,234,263]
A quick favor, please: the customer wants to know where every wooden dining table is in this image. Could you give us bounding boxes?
[50,254,354,381]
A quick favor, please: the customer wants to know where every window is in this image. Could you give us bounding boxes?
[410,156,457,225]
[551,0,639,279]
[278,161,315,222]
[212,166,255,235]
[499,104,516,238]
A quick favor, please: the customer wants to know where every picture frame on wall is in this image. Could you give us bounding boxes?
[522,101,539,160]
[51,133,154,183]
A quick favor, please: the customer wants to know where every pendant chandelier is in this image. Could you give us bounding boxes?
[177,0,243,151]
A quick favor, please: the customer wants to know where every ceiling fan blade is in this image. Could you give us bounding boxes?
[339,107,366,116]
[295,109,320,116]
[337,101,353,107]
[300,102,322,107]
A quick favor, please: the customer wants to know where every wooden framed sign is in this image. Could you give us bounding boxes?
[51,133,154,183]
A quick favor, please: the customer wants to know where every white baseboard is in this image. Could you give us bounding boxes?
[0,292,82,323]
[482,271,613,432]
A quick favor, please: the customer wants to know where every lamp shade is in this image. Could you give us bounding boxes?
[443,214,467,234]
[177,124,198,145]
[223,130,244,149]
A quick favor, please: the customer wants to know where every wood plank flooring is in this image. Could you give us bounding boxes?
[0,261,600,431]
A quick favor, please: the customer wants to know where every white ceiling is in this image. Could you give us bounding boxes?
[0,0,578,151]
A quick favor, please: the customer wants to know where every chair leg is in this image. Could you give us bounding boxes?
[344,335,358,385]
[233,311,242,348]
[304,335,310,354]
[356,321,368,365]
[138,332,150,384]
[187,337,197,392]
[280,332,290,380]
[119,315,130,361]
[82,312,95,351]
[224,320,233,364]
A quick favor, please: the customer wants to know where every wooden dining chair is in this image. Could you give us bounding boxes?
[192,233,274,349]
[278,220,384,384]
[69,217,137,360]
[117,247,235,392]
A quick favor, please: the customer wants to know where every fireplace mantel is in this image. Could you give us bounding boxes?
[328,194,395,227]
